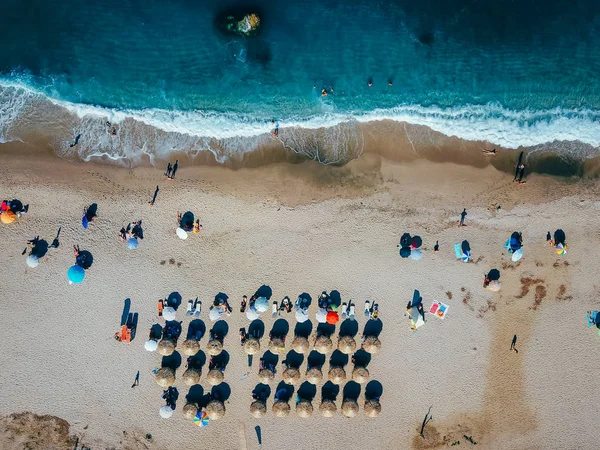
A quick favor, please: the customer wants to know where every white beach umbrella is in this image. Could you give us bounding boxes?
[254,297,269,313]
[144,340,158,352]
[209,307,223,322]
[246,306,260,320]
[176,227,188,240]
[511,248,523,262]
[315,308,327,323]
[410,249,422,261]
[295,308,309,323]
[163,306,176,321]
[159,405,174,419]
[26,255,39,268]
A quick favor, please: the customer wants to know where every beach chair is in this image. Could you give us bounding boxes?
[124,327,132,343]
[120,325,127,342]
[186,299,194,316]
[194,299,201,317]
[158,299,164,317]
[349,304,355,321]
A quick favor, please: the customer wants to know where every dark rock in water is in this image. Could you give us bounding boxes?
[418,32,435,45]
[220,12,261,36]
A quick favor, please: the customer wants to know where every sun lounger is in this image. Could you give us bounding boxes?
[124,327,131,343]
[194,299,201,317]
[186,300,194,316]
[120,325,127,341]
[158,300,163,317]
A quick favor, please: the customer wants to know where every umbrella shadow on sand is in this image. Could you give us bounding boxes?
[329,290,342,308]
[261,351,279,369]
[329,350,349,368]
[297,381,317,402]
[294,321,313,338]
[187,320,206,340]
[270,319,289,339]
[210,321,229,340]
[211,383,231,401]
[363,319,383,338]
[343,381,361,401]
[307,350,326,370]
[275,381,294,402]
[365,380,383,401]
[249,320,265,339]
[162,352,182,371]
[167,292,182,310]
[339,319,359,338]
[150,324,163,340]
[254,285,273,300]
[317,323,335,338]
[186,385,204,405]
[76,250,93,269]
[252,383,271,402]
[31,239,49,258]
[210,350,230,372]
[187,351,206,370]
[352,349,372,368]
[321,381,340,401]
[284,350,304,369]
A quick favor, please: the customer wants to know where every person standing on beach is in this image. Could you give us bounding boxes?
[149,186,159,206]
[170,160,179,179]
[164,163,172,178]
[434,241,439,252]
[510,335,518,353]
[459,209,467,227]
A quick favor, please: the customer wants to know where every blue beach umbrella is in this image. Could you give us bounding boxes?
[68,265,85,284]
[127,237,139,249]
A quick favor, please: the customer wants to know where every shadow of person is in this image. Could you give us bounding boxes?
[365,380,383,400]
[343,381,361,401]
[297,381,317,401]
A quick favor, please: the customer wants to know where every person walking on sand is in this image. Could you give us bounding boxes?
[434,241,439,252]
[170,160,179,179]
[459,208,467,227]
[149,185,159,206]
[510,334,518,353]
[164,163,172,178]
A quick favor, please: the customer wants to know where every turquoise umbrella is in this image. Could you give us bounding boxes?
[68,265,85,284]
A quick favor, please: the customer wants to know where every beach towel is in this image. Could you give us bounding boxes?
[586,311,598,327]
[429,301,449,319]
[454,243,462,259]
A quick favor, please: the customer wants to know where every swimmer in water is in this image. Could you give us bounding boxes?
[321,89,328,97]
[368,80,373,87]
[388,81,393,87]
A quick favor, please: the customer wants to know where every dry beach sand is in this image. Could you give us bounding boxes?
[1,143,600,450]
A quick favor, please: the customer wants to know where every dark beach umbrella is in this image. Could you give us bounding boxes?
[399,247,411,258]
[400,233,411,248]
[554,229,566,246]
[180,211,195,231]
[488,269,500,281]
[411,236,422,248]
[461,240,470,253]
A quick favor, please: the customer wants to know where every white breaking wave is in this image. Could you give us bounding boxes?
[1,78,600,164]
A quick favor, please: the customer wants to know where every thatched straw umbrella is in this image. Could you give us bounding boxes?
[182,403,198,420]
[352,366,369,384]
[341,399,359,418]
[206,400,226,420]
[155,367,175,387]
[206,339,223,356]
[182,368,201,386]
[292,336,310,354]
[314,335,333,354]
[328,366,346,384]
[157,339,175,356]
[180,339,200,356]
[244,338,260,355]
[319,400,337,417]
[362,336,381,354]
[364,399,381,417]
[268,337,285,353]
[338,335,357,355]
[250,400,267,418]
[306,367,323,384]
[206,369,224,386]
[258,368,275,383]
[273,401,291,417]
[296,400,313,418]
[282,367,301,385]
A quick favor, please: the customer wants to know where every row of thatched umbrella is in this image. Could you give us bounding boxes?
[249,399,381,418]
[155,367,225,387]
[242,335,381,356]
[182,400,226,420]
[157,338,224,357]
[258,365,369,385]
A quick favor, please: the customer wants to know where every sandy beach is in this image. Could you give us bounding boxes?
[1,143,600,450]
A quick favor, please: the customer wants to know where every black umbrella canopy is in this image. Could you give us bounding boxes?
[399,247,411,258]
[180,211,195,231]
[488,269,500,281]
[400,233,411,247]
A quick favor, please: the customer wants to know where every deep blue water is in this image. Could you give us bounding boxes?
[1,0,600,162]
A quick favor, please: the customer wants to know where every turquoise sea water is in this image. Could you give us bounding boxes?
[1,0,600,163]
